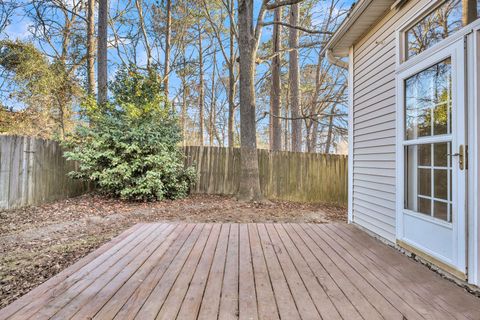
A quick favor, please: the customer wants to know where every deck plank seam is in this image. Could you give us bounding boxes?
[87,224,187,320]
[258,223,303,319]
[292,223,383,320]
[153,224,213,320]
[321,224,458,320]
[159,224,219,320]
[246,224,260,320]
[0,223,148,320]
[281,223,363,320]
[50,224,172,320]
[112,223,198,320]
[274,223,345,319]
[11,223,160,320]
[132,224,205,319]
[301,223,403,318]
[267,223,333,319]
[309,224,423,320]
[328,224,474,320]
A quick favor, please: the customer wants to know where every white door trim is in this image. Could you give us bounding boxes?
[467,30,480,286]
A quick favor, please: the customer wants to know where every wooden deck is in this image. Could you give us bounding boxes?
[1,223,479,320]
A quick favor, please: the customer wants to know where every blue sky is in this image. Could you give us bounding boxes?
[1,0,353,148]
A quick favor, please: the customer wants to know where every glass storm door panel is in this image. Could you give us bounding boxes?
[398,38,467,274]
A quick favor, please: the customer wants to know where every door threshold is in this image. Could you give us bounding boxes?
[397,240,467,281]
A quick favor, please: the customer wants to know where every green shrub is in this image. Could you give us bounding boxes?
[63,68,196,201]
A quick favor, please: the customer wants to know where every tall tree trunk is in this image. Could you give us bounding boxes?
[308,53,323,152]
[97,0,108,105]
[284,85,290,151]
[198,27,204,146]
[270,7,282,151]
[289,3,301,152]
[87,0,95,95]
[181,48,187,146]
[209,49,216,145]
[325,105,336,153]
[237,0,262,201]
[227,0,235,147]
[164,0,171,98]
[309,120,318,152]
[463,0,477,25]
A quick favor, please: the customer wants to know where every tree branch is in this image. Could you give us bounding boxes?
[261,21,332,35]
[256,41,324,63]
[265,0,304,10]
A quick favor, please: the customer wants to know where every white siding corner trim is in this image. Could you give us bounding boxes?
[348,46,354,223]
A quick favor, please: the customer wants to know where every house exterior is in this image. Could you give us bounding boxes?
[324,0,480,287]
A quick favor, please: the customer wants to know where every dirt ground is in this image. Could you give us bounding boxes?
[0,193,346,309]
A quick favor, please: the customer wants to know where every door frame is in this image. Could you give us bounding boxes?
[395,37,467,277]
[467,27,480,286]
[391,4,480,287]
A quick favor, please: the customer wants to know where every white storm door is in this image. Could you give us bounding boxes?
[398,38,467,275]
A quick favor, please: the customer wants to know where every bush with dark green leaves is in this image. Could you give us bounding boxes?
[63,68,196,201]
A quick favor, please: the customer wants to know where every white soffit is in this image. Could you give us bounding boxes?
[324,0,397,57]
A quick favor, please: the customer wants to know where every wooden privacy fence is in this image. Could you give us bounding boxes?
[0,135,89,210]
[183,146,348,206]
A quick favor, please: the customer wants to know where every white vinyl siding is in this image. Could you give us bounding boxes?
[351,0,431,242]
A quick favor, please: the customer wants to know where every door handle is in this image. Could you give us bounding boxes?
[448,145,466,170]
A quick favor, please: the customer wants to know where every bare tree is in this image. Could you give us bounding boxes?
[198,25,205,146]
[289,3,301,152]
[87,0,95,95]
[164,0,172,98]
[270,6,282,151]
[463,0,477,25]
[97,0,108,104]
[236,0,305,201]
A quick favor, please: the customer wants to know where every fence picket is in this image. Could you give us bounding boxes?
[184,146,348,206]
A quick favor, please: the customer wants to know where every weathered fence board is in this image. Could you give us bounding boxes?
[184,146,348,206]
[1,138,347,209]
[0,136,89,210]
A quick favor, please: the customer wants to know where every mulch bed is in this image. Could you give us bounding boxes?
[0,193,346,309]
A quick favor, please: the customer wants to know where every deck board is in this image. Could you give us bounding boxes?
[1,222,479,320]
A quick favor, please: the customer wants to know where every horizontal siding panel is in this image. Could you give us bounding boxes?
[355,94,395,114]
[355,85,395,107]
[354,137,396,149]
[354,123,395,137]
[354,197,396,219]
[355,104,395,123]
[354,160,395,169]
[355,113,396,130]
[355,77,395,103]
[354,127,395,140]
[354,203,396,228]
[355,44,396,76]
[354,186,396,203]
[355,61,396,93]
[354,133,395,144]
[354,153,396,161]
[353,214,396,243]
[354,149,395,159]
[354,167,395,179]
[353,189,395,211]
[355,37,395,66]
[354,147,395,157]
[353,173,395,186]
[353,179,396,193]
